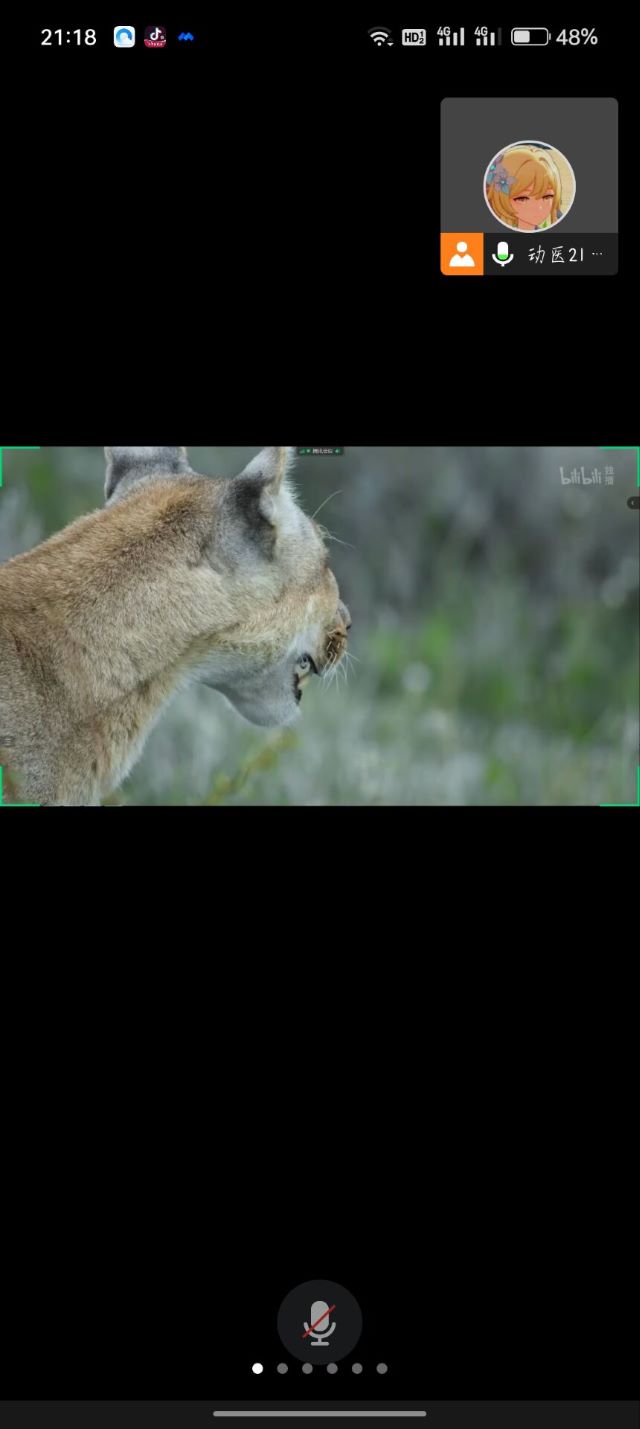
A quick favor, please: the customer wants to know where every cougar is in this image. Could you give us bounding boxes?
[0,446,350,806]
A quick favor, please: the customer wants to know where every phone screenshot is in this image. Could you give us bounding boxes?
[1,11,636,1429]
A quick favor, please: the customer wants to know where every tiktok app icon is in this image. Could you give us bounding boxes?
[144,26,167,48]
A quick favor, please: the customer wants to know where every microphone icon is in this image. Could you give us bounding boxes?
[302,1300,336,1347]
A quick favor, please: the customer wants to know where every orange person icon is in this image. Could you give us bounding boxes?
[441,232,484,275]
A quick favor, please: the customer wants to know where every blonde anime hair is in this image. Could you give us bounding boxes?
[486,145,562,228]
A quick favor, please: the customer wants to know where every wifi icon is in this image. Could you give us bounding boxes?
[368,27,393,46]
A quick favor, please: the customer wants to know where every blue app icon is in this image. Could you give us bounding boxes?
[114,25,136,47]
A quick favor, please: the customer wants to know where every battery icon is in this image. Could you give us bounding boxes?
[511,27,550,44]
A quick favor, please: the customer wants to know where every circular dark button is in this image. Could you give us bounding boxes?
[627,496,640,509]
[277,1280,362,1363]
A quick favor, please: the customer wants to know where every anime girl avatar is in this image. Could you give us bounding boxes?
[484,143,571,232]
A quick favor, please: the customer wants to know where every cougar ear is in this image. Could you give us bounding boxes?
[237,447,296,493]
[227,446,297,529]
[232,445,297,520]
[219,448,298,560]
[104,446,194,502]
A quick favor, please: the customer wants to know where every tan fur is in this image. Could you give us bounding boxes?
[0,449,349,806]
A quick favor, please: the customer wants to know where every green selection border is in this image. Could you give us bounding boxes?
[599,447,639,806]
[601,445,640,488]
[0,445,40,488]
[0,444,637,808]
[1,447,42,804]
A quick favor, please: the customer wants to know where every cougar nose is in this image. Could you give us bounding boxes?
[339,601,352,632]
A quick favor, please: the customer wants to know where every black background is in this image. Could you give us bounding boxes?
[1,7,637,1416]
[6,10,635,446]
[2,1019,637,1402]
[0,1409,638,1429]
